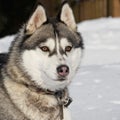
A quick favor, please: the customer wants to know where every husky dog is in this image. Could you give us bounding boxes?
[0,1,83,120]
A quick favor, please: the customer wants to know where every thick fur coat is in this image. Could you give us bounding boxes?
[0,2,83,120]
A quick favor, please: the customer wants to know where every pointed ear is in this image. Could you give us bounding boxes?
[26,4,47,34]
[59,2,77,31]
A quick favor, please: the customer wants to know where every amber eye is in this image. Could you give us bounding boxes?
[40,46,49,52]
[65,46,72,52]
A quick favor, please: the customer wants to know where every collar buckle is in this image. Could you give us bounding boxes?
[64,97,72,107]
[55,90,72,107]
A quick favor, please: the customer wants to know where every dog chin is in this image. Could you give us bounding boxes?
[57,77,67,82]
[40,77,70,91]
[57,78,66,81]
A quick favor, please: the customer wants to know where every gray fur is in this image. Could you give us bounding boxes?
[0,2,83,120]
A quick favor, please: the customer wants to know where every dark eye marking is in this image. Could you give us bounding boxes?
[65,46,72,52]
[40,46,49,52]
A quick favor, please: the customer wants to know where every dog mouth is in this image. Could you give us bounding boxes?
[57,76,67,81]
[42,69,68,82]
[42,71,66,82]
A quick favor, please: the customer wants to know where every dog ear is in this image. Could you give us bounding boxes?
[59,2,77,31]
[26,4,47,34]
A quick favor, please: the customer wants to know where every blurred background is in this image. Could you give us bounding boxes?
[0,0,120,38]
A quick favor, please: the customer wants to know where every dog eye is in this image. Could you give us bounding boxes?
[65,46,72,52]
[40,46,49,52]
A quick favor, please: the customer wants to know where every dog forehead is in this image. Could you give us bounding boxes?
[22,21,81,50]
[57,23,76,38]
[35,20,77,40]
[34,23,71,44]
[60,38,71,47]
[54,23,81,47]
[35,24,55,39]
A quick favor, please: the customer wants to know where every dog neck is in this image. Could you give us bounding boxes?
[24,83,72,119]
[24,83,72,108]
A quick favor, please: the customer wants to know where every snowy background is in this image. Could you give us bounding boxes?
[0,18,120,120]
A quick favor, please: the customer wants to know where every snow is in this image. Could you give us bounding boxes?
[0,35,15,53]
[69,17,120,120]
[78,17,120,66]
[70,64,120,120]
[0,17,120,120]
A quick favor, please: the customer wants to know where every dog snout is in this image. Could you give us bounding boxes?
[57,65,69,77]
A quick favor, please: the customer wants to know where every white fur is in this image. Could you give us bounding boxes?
[40,38,55,51]
[22,38,82,91]
[60,38,72,51]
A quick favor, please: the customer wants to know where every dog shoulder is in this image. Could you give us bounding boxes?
[4,79,60,120]
[0,79,27,120]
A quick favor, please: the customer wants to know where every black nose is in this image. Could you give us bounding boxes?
[57,65,69,77]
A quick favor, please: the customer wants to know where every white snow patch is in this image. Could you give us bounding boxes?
[97,94,103,99]
[94,79,102,84]
[0,35,15,53]
[110,101,120,105]
[86,106,97,111]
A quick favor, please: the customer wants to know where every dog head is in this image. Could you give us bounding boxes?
[9,2,83,91]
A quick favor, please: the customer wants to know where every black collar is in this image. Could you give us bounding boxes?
[55,90,72,107]
[25,83,72,107]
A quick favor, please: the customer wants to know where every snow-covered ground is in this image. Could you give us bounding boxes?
[0,17,120,120]
[70,17,120,120]
[79,17,120,66]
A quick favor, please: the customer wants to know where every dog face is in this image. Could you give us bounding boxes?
[20,3,83,91]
